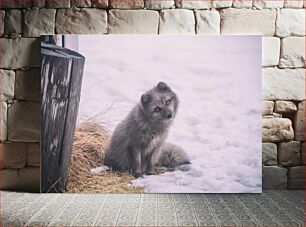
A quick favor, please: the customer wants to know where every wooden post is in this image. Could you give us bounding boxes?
[41,43,85,193]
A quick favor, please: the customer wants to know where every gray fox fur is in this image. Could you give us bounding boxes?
[104,82,191,178]
[158,143,191,171]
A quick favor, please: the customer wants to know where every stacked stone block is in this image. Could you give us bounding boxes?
[0,39,40,191]
[262,99,305,189]
[0,0,304,191]
[0,2,42,189]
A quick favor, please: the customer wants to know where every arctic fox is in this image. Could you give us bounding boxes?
[157,143,191,171]
[104,82,191,178]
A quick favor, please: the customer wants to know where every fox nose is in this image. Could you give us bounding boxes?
[167,113,172,119]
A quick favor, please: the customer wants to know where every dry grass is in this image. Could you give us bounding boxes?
[66,121,143,193]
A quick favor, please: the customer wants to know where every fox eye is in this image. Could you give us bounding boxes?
[154,107,161,112]
[165,100,171,105]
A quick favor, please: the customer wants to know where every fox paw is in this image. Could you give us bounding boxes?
[146,170,154,175]
[134,172,142,178]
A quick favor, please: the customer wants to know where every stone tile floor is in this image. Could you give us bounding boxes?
[1,190,304,226]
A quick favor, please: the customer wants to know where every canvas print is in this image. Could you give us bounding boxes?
[41,35,262,193]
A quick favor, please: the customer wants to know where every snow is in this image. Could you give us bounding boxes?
[90,165,109,173]
[78,35,262,193]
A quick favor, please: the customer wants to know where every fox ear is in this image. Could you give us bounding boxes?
[141,93,152,106]
[157,81,170,91]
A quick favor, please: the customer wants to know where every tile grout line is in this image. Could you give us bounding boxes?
[157,194,177,226]
[137,194,141,226]
[1,192,23,209]
[272,191,304,212]
[3,191,304,227]
[93,194,110,226]
[233,194,263,226]
[233,194,272,226]
[47,194,78,226]
[251,197,284,227]
[14,194,32,205]
[261,192,304,225]
[13,193,28,204]
[216,194,241,226]
[172,194,178,227]
[29,194,51,204]
[202,194,220,226]
[187,194,199,226]
[73,194,104,225]
[23,194,61,226]
[260,194,299,225]
[172,194,179,227]
[23,195,59,226]
[134,194,142,226]
[114,194,126,226]
[156,194,159,226]
[70,194,93,226]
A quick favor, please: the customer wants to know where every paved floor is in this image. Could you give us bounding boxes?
[1,190,304,226]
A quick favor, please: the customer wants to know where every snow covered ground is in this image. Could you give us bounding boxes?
[78,35,262,193]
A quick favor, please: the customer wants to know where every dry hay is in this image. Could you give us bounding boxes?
[66,121,143,193]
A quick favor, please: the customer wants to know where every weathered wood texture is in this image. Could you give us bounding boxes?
[41,43,85,193]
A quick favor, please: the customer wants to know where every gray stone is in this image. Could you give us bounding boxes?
[262,118,294,142]
[301,142,305,165]
[4,9,22,34]
[0,69,15,102]
[274,101,297,113]
[0,143,27,169]
[175,0,212,9]
[262,143,277,166]
[19,167,40,192]
[110,0,144,8]
[288,166,304,189]
[212,0,233,8]
[46,0,70,8]
[109,10,159,34]
[262,101,274,115]
[145,0,175,9]
[8,102,40,142]
[284,0,304,8]
[0,0,32,8]
[276,9,305,37]
[263,166,287,189]
[294,101,305,141]
[27,143,40,167]
[0,38,41,69]
[8,33,22,38]
[262,37,280,66]
[273,112,282,118]
[0,10,4,35]
[0,168,40,192]
[195,10,220,34]
[71,0,91,7]
[232,0,252,8]
[280,37,305,68]
[23,9,56,37]
[0,102,7,142]
[32,0,46,8]
[220,9,276,36]
[91,0,108,8]
[262,68,305,101]
[159,9,195,34]
[56,8,107,34]
[0,169,18,190]
[278,141,301,167]
[15,68,41,101]
[253,0,284,8]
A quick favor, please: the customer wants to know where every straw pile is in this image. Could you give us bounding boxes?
[66,121,143,193]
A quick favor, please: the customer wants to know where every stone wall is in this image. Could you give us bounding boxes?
[0,0,304,192]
